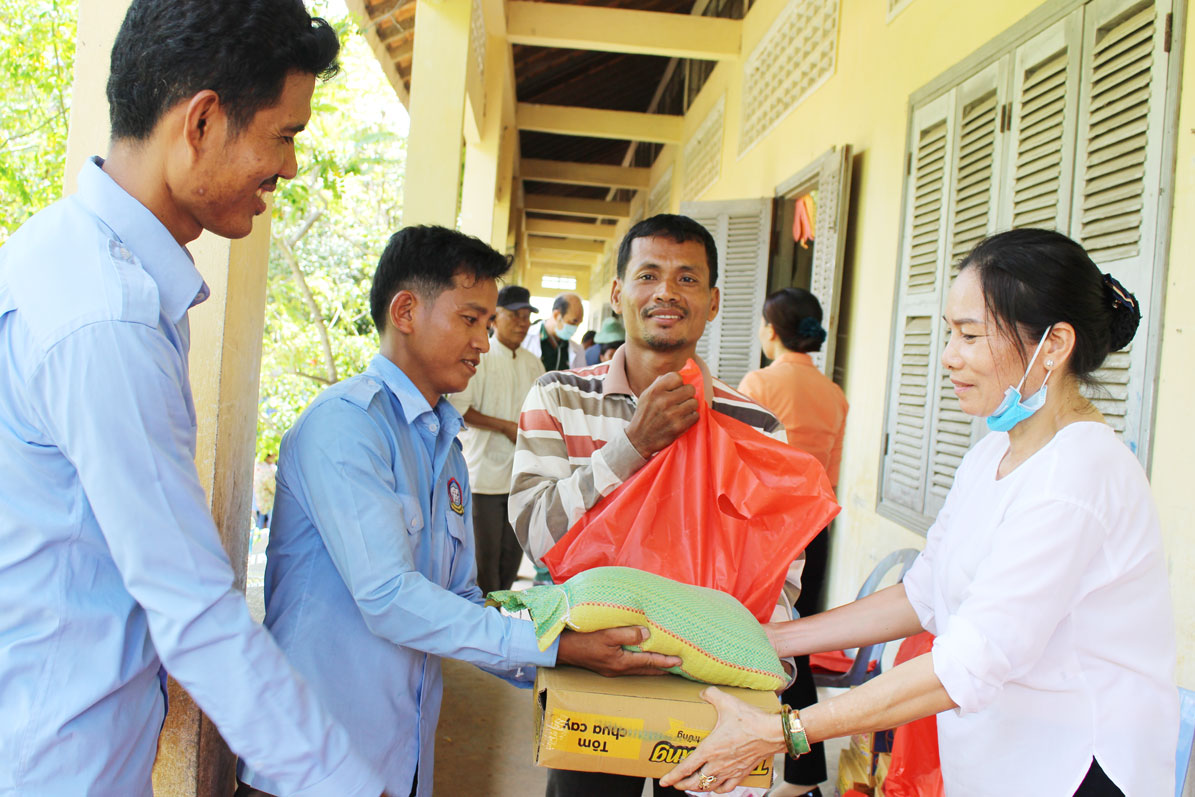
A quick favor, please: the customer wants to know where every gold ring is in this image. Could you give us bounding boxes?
[698,771,717,789]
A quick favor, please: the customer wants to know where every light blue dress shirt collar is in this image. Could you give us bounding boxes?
[78,156,209,322]
[367,353,463,440]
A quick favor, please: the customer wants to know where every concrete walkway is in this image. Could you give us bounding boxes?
[434,656,548,795]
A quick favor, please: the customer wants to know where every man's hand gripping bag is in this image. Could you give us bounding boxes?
[542,360,840,622]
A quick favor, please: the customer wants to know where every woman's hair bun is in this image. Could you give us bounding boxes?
[796,316,828,345]
[1102,273,1141,352]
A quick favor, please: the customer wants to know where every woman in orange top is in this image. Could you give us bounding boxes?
[739,288,848,490]
[738,287,847,797]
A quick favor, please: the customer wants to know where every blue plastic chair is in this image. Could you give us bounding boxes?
[1177,686,1194,797]
[812,548,921,689]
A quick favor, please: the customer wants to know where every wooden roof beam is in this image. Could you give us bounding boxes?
[527,236,607,255]
[524,194,631,219]
[506,1,740,61]
[346,0,411,108]
[525,218,618,241]
[528,261,595,274]
[517,103,683,145]
[529,249,600,266]
[366,0,417,24]
[521,158,650,190]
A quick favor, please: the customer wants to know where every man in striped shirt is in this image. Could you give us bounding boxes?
[509,214,787,797]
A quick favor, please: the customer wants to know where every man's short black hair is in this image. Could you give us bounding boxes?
[615,214,719,287]
[552,294,573,315]
[107,0,341,140]
[370,226,512,333]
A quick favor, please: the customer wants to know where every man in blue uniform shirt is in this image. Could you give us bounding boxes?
[0,2,387,795]
[238,226,680,797]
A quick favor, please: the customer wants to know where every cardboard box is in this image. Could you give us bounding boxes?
[534,666,778,787]
[873,752,892,796]
[836,746,875,796]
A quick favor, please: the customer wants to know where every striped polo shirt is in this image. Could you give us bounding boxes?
[509,345,785,562]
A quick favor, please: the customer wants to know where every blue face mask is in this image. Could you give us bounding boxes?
[556,322,578,342]
[986,325,1054,432]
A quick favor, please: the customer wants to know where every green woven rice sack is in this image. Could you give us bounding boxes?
[486,566,785,691]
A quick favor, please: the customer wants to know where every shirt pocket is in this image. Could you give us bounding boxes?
[445,509,469,582]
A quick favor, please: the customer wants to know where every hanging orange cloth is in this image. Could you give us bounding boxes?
[792,193,817,248]
[542,360,840,622]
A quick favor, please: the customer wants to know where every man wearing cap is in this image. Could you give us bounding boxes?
[586,316,626,365]
[448,285,546,594]
[523,291,586,371]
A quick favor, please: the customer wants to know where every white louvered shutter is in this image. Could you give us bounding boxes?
[924,61,1009,516]
[680,206,724,367]
[1071,0,1169,460]
[881,93,954,518]
[999,12,1082,232]
[680,199,774,390]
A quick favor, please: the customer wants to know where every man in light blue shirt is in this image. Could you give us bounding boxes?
[239,226,680,797]
[0,2,385,795]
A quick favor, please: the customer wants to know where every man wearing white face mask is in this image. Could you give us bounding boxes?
[523,292,585,372]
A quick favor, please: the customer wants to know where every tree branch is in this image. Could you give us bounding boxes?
[287,205,324,248]
[293,370,335,386]
[274,234,338,384]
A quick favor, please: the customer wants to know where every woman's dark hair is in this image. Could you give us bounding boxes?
[370,226,512,333]
[108,0,341,140]
[762,288,827,353]
[958,228,1141,381]
[616,214,719,287]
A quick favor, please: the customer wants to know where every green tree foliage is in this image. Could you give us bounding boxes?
[257,15,407,458]
[0,0,76,244]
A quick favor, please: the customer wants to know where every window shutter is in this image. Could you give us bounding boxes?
[881,93,954,519]
[1000,13,1082,232]
[680,207,724,367]
[679,199,774,390]
[881,0,1176,532]
[925,61,1009,516]
[1071,0,1169,459]
[807,145,853,378]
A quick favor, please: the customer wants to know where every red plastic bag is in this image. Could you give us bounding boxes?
[882,632,945,797]
[542,360,839,622]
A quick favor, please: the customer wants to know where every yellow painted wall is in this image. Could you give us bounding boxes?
[661,0,1194,687]
[1150,4,1195,690]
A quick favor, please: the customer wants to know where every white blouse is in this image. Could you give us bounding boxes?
[903,422,1177,796]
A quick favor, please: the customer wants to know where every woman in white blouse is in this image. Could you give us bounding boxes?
[660,229,1177,796]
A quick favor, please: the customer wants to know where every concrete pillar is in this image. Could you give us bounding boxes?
[460,33,513,249]
[65,1,269,794]
[491,126,517,252]
[404,0,471,227]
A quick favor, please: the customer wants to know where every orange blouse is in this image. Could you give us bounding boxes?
[738,351,848,489]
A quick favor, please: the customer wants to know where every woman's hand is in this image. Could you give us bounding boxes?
[658,687,786,793]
